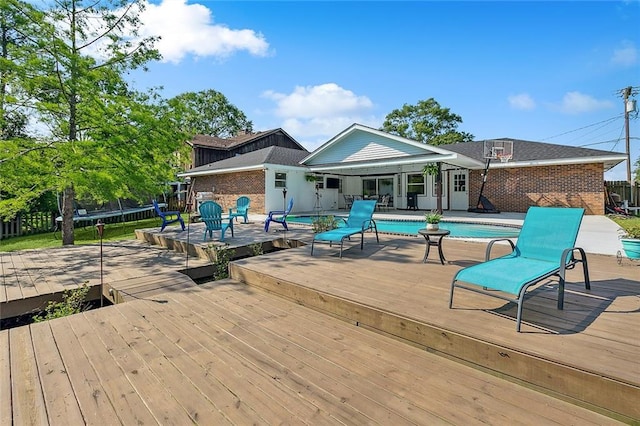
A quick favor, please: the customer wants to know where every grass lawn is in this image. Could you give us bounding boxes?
[0,218,161,252]
[610,215,640,238]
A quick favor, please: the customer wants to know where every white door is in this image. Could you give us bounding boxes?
[450,171,469,210]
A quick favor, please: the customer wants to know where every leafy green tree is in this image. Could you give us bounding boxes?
[381,98,474,145]
[0,0,34,140]
[0,0,189,245]
[381,98,474,213]
[168,89,253,138]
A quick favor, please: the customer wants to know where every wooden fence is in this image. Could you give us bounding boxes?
[0,212,56,240]
[606,180,640,206]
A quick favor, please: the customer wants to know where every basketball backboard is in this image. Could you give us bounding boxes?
[483,139,514,162]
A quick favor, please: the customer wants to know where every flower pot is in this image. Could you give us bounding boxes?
[620,238,640,260]
[426,223,439,231]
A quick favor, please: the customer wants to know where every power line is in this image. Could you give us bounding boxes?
[541,114,622,141]
[579,136,640,148]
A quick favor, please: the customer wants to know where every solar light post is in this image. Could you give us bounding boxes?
[96,220,105,307]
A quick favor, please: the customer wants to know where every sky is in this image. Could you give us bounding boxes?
[124,0,640,181]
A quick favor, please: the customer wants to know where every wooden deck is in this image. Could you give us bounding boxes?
[0,238,211,319]
[1,221,639,423]
[228,232,640,422]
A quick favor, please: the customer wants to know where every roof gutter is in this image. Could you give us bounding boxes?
[489,155,627,170]
[178,164,266,178]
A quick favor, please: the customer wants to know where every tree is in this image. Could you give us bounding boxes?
[0,0,189,245]
[0,0,33,140]
[168,89,253,138]
[381,98,474,145]
[381,98,474,213]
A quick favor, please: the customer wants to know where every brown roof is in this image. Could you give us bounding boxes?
[189,129,296,150]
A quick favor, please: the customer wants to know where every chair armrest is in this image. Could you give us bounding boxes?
[485,238,516,261]
[267,210,285,219]
[559,247,589,285]
[361,218,376,231]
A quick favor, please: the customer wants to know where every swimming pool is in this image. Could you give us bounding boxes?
[287,215,520,238]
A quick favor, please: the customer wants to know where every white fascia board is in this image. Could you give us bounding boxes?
[307,154,460,172]
[179,163,310,178]
[178,164,266,178]
[487,155,628,170]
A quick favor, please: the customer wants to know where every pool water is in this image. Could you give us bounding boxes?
[287,216,520,238]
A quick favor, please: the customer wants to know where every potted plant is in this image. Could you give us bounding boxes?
[425,210,442,231]
[619,223,640,260]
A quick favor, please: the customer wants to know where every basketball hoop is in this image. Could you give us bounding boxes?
[496,154,512,163]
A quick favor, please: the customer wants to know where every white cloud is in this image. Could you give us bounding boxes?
[138,0,270,63]
[553,91,614,114]
[264,83,373,119]
[262,83,379,147]
[508,93,536,111]
[611,41,638,67]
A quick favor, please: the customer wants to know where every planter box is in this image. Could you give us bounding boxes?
[621,238,640,260]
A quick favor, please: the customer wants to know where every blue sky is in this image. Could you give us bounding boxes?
[127,0,640,180]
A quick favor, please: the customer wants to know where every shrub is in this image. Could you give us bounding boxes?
[33,284,90,322]
[208,244,235,280]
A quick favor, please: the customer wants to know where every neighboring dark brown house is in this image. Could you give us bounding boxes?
[188,128,306,168]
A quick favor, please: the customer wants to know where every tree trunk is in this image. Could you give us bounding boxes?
[61,185,75,245]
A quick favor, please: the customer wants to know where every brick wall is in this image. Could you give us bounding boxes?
[192,170,266,213]
[469,163,604,215]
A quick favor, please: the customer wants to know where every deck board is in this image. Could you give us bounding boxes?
[2,222,638,423]
[229,233,640,420]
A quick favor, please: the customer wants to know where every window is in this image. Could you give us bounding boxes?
[326,177,339,189]
[314,176,324,189]
[362,179,376,196]
[275,172,287,188]
[454,173,466,192]
[407,174,425,195]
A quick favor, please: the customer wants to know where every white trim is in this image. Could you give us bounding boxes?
[307,154,461,172]
[178,163,310,178]
[178,164,265,177]
[301,123,456,164]
[488,155,628,170]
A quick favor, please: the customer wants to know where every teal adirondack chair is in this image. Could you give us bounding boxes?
[311,199,379,258]
[200,201,233,242]
[229,196,250,223]
[449,207,590,332]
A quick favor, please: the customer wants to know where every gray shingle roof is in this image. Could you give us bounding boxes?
[445,138,625,163]
[182,146,310,175]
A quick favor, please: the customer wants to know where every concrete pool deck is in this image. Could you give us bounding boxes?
[257,209,626,257]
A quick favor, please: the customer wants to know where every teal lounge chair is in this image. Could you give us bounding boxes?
[200,201,233,242]
[311,199,379,258]
[264,198,294,232]
[449,207,590,332]
[229,196,250,223]
[153,200,185,232]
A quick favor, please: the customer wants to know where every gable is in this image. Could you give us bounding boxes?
[304,128,436,166]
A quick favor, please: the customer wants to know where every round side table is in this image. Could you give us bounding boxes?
[418,228,450,265]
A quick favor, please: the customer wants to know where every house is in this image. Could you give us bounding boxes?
[187,128,306,168]
[179,123,627,215]
[179,146,311,214]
